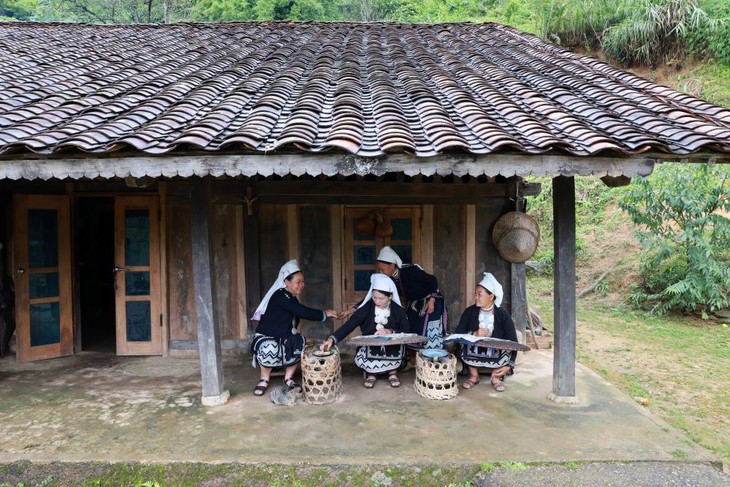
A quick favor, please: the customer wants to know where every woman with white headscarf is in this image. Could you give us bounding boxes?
[455,272,518,392]
[321,273,409,388]
[250,259,338,396]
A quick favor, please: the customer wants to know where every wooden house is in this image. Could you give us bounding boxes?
[1,22,728,405]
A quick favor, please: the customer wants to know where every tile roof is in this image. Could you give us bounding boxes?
[0,21,729,160]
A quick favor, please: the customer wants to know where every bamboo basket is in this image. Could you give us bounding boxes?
[300,346,342,405]
[414,350,459,400]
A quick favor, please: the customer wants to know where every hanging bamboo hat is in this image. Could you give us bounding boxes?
[492,211,540,263]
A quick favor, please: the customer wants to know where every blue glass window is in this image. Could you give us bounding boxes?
[28,209,58,268]
[126,301,151,342]
[125,210,150,266]
[30,303,60,347]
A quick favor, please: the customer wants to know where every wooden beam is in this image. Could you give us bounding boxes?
[0,152,658,180]
[190,177,229,406]
[159,181,169,356]
[550,175,578,403]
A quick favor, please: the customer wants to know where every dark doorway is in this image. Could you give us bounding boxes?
[76,197,115,352]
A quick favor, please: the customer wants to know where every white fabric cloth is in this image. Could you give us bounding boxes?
[376,246,402,268]
[478,272,504,307]
[252,259,301,320]
[359,273,402,308]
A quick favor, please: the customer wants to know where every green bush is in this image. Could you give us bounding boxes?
[619,163,730,316]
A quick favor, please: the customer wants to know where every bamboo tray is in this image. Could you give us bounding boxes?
[443,335,531,352]
[341,333,427,347]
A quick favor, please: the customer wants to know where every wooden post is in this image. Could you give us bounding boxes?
[190,177,229,406]
[549,175,578,403]
[510,262,527,334]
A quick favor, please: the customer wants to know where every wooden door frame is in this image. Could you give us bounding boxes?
[114,195,163,355]
[340,205,430,309]
[13,194,73,362]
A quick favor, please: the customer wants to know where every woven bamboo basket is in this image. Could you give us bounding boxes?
[414,351,459,400]
[301,346,342,405]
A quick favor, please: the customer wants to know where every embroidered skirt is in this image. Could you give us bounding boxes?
[460,344,512,369]
[354,345,405,374]
[251,333,305,368]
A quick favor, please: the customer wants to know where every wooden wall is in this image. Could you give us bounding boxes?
[165,179,523,353]
[433,204,466,332]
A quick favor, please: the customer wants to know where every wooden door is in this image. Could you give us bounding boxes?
[13,195,73,362]
[114,196,162,355]
[342,206,422,308]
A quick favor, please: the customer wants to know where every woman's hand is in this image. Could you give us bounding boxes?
[374,327,391,336]
[424,297,435,315]
[492,365,511,379]
[320,338,334,351]
[325,308,338,319]
[474,327,489,337]
[339,307,356,320]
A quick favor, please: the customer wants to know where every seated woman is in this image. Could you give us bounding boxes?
[321,273,409,388]
[455,272,518,392]
[251,259,338,396]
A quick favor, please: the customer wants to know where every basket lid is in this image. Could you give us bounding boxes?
[492,211,540,263]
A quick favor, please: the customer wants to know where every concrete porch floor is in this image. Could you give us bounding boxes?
[0,349,720,466]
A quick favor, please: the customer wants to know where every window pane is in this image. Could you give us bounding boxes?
[125,272,150,296]
[391,245,412,264]
[30,302,60,346]
[126,301,151,342]
[125,210,150,266]
[354,270,373,292]
[29,272,59,299]
[391,218,412,240]
[354,245,375,265]
[28,209,58,268]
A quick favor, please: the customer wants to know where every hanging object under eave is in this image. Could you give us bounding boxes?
[492,211,540,264]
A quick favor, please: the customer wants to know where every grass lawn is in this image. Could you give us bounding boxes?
[528,273,730,468]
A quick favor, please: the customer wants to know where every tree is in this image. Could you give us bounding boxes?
[619,163,730,317]
[34,0,195,23]
[0,0,38,20]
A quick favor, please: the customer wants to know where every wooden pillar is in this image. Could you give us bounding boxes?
[510,262,527,334]
[190,177,229,406]
[549,175,578,403]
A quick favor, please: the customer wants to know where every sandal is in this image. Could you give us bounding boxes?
[284,377,301,389]
[388,374,401,388]
[363,375,377,389]
[491,379,506,392]
[462,378,480,389]
[253,379,269,396]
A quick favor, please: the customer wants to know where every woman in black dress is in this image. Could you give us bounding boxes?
[251,259,337,396]
[455,272,517,392]
[321,273,409,388]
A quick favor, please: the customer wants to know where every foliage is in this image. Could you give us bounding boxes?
[688,0,730,65]
[618,163,730,316]
[602,0,717,67]
[0,0,38,20]
[525,176,617,272]
[531,0,631,49]
[33,0,197,23]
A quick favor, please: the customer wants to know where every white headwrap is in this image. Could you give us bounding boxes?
[478,272,503,308]
[252,259,301,321]
[376,246,402,268]
[359,273,402,308]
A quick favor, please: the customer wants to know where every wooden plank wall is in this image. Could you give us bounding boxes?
[211,203,241,340]
[298,205,333,340]
[167,202,196,341]
[433,204,465,332]
[255,203,289,315]
[475,201,512,308]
